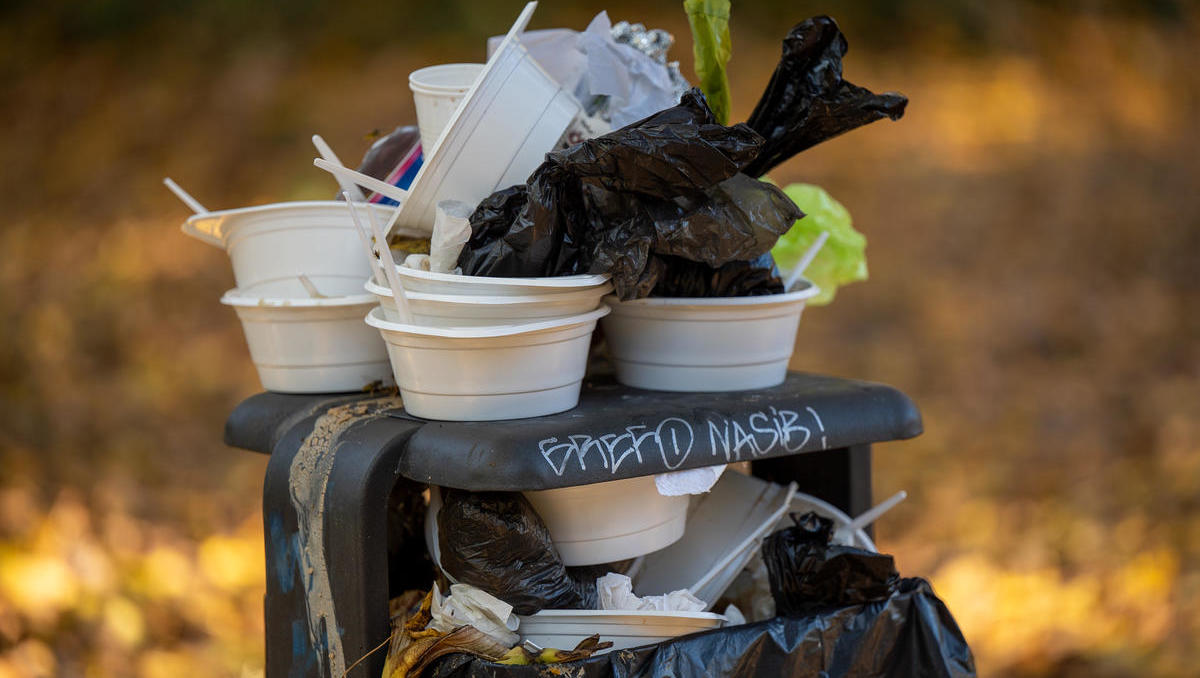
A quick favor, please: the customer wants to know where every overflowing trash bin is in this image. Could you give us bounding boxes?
[176,1,977,676]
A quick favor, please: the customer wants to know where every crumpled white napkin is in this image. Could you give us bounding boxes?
[429,583,520,647]
[429,200,474,273]
[578,12,680,128]
[655,464,727,496]
[596,573,706,612]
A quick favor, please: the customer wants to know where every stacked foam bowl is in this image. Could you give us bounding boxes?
[183,201,404,393]
[364,268,611,421]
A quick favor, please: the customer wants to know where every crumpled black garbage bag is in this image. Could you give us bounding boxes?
[457,90,803,300]
[427,577,976,678]
[742,16,908,178]
[763,511,901,616]
[437,489,597,615]
[650,252,784,298]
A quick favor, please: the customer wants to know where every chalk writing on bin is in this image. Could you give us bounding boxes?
[537,406,828,477]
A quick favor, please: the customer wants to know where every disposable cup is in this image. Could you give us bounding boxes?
[391,265,609,297]
[390,3,581,232]
[221,291,392,393]
[518,609,725,653]
[182,201,422,297]
[364,306,608,421]
[409,63,485,153]
[523,476,689,566]
[365,278,611,325]
[600,282,821,392]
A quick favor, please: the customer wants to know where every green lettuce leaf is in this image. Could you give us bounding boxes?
[684,0,732,125]
[771,183,867,305]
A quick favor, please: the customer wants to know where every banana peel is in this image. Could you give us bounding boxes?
[380,591,613,677]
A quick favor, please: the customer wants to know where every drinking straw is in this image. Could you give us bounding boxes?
[311,134,365,202]
[783,230,830,292]
[846,490,907,532]
[346,195,414,323]
[314,158,409,206]
[162,177,208,214]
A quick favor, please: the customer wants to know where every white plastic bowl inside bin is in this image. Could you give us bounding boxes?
[390,2,581,233]
[600,281,821,392]
[365,278,612,325]
[182,201,416,297]
[391,265,610,297]
[221,291,392,393]
[365,306,607,421]
[518,609,725,653]
[523,475,689,567]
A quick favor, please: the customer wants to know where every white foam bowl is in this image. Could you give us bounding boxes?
[182,201,418,297]
[391,3,580,232]
[518,609,725,653]
[221,291,393,393]
[523,475,689,566]
[409,63,485,153]
[600,282,821,392]
[392,265,610,297]
[365,278,612,325]
[365,306,608,421]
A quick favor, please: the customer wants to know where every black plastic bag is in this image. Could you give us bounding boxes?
[457,90,803,300]
[650,252,784,298]
[437,489,597,615]
[742,16,908,178]
[427,577,976,677]
[762,511,900,615]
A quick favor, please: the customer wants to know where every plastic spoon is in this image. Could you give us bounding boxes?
[162,177,208,214]
[297,275,328,299]
[783,230,830,292]
[346,196,414,323]
[836,490,907,543]
[344,193,385,284]
[311,134,365,202]
[314,158,409,205]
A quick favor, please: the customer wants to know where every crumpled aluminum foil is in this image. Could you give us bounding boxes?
[611,20,691,101]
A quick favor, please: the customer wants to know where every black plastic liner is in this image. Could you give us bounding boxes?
[426,578,975,678]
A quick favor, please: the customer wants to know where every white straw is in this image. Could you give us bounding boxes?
[163,177,208,214]
[311,134,365,202]
[847,490,907,531]
[346,195,414,323]
[314,158,409,206]
[297,274,326,299]
[783,230,830,292]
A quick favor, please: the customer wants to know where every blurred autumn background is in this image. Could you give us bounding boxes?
[1,0,1197,676]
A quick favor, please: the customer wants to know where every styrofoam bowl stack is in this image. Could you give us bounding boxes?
[391,265,610,297]
[518,609,726,653]
[600,281,821,392]
[182,201,407,297]
[366,277,612,325]
[523,475,690,566]
[365,306,608,421]
[221,291,393,393]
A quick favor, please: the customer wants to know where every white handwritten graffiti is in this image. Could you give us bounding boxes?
[538,407,826,477]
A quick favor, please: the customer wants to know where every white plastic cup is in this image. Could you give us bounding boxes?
[517,609,726,654]
[221,291,393,393]
[392,16,581,232]
[181,201,415,297]
[364,306,608,421]
[409,63,486,153]
[365,278,611,325]
[523,476,689,566]
[600,282,821,392]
